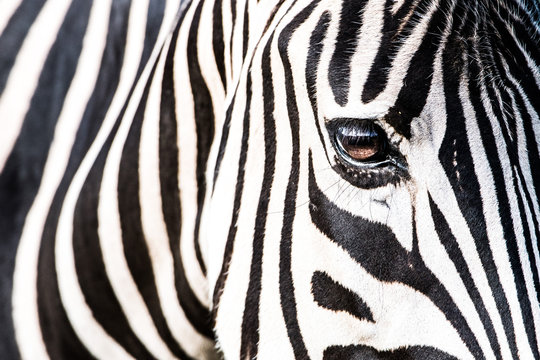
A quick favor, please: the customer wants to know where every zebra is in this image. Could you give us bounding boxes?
[1,0,539,358]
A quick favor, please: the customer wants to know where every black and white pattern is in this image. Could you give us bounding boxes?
[0,0,539,359]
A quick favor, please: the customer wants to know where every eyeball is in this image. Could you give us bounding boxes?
[333,120,388,164]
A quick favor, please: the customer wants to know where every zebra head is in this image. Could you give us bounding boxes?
[4,0,538,358]
[203,0,540,358]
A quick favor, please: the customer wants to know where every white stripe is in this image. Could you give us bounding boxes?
[502,60,540,229]
[198,0,226,120]
[175,0,212,310]
[211,69,248,360]
[497,3,540,90]
[516,176,540,350]
[247,5,295,357]
[98,27,177,360]
[54,0,135,354]
[506,90,540,356]
[54,0,178,357]
[139,33,217,358]
[212,22,276,355]
[346,0,386,102]
[458,70,516,359]
[391,0,407,14]
[323,0,441,120]
[230,0,247,84]
[414,79,514,359]
[148,2,218,358]
[477,56,540,358]
[175,0,210,297]
[12,0,111,358]
[0,0,72,172]
[250,30,294,359]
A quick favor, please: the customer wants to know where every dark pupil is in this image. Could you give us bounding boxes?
[336,123,386,161]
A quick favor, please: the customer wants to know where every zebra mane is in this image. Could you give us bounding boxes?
[445,0,540,94]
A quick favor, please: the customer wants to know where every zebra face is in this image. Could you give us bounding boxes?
[206,0,539,359]
[4,0,537,358]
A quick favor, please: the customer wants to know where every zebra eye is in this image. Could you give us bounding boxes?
[333,120,388,164]
[326,119,408,188]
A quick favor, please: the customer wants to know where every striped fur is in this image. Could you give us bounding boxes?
[0,0,539,359]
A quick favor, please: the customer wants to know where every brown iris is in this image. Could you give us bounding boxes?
[334,120,387,163]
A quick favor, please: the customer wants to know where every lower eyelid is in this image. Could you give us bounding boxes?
[331,157,408,189]
[330,147,409,188]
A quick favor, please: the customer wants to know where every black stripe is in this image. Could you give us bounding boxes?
[158,13,191,349]
[73,138,153,360]
[479,62,540,357]
[507,89,540,287]
[360,0,396,103]
[0,0,47,96]
[188,0,215,276]
[212,101,235,193]
[311,271,375,322]
[488,5,540,120]
[497,84,518,148]
[328,0,368,106]
[278,2,321,357]
[35,0,164,355]
[212,0,227,88]
[391,0,418,25]
[1,0,91,258]
[230,0,237,41]
[359,0,434,104]
[386,0,455,138]
[158,9,203,360]
[262,0,288,35]
[306,12,331,164]
[490,1,540,72]
[440,25,519,358]
[361,0,433,104]
[242,0,249,60]
[514,96,540,219]
[490,34,540,219]
[324,344,458,359]
[212,73,253,324]
[117,33,192,359]
[393,0,434,38]
[149,9,215,339]
[239,33,276,359]
[78,0,151,155]
[429,194,502,359]
[211,0,287,195]
[308,154,485,358]
[469,32,540,358]
[35,0,142,355]
[528,0,540,14]
[511,166,540,359]
[142,0,165,68]
[70,56,160,360]
[37,184,95,360]
[229,0,237,65]
[0,0,91,356]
